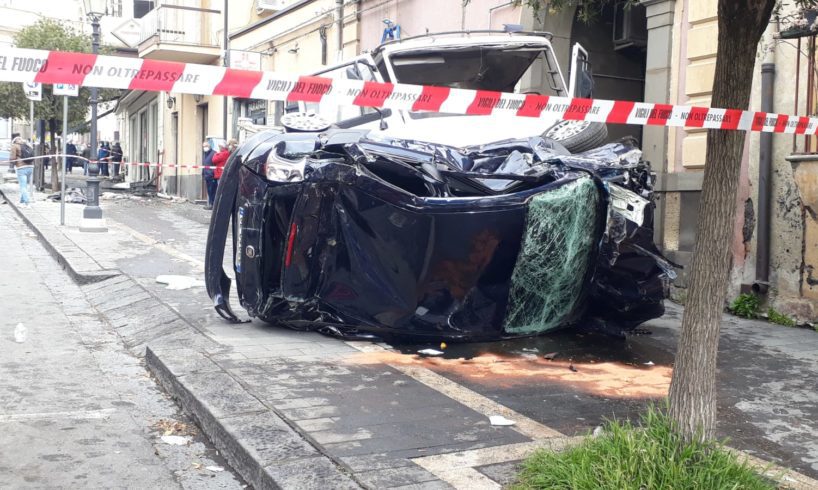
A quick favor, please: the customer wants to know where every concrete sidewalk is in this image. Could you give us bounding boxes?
[0,194,243,488]
[3,181,818,489]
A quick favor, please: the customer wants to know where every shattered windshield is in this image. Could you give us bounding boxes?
[388,45,561,94]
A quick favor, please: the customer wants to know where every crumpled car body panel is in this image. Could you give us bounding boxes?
[206,130,672,341]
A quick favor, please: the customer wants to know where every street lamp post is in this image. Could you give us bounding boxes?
[80,0,107,232]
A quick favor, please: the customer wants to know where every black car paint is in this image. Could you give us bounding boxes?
[205,130,670,340]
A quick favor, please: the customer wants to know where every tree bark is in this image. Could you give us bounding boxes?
[668,0,776,441]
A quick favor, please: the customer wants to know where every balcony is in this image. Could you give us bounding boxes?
[138,4,222,64]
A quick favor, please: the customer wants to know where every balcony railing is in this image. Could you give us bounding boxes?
[138,4,220,48]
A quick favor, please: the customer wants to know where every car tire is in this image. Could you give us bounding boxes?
[543,120,608,153]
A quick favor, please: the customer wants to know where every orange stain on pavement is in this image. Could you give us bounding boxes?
[345,351,672,399]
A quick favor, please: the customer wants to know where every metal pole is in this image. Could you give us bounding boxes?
[754,60,776,294]
[335,0,343,62]
[80,14,106,232]
[61,95,67,226]
[28,100,33,197]
[222,0,228,140]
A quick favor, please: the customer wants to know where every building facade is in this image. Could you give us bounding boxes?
[115,0,359,200]
[110,0,818,319]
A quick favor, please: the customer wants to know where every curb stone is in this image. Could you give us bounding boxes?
[66,268,362,489]
[146,347,364,490]
[0,187,120,284]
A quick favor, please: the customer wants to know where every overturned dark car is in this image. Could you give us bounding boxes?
[205,128,675,341]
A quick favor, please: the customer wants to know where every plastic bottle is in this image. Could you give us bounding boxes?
[14,323,26,343]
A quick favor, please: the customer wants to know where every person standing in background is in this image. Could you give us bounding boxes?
[98,141,110,177]
[110,142,123,177]
[65,140,77,174]
[10,136,34,207]
[202,141,216,210]
[211,141,230,194]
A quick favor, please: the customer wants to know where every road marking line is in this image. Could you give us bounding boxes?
[412,439,583,490]
[0,408,116,422]
[107,220,204,269]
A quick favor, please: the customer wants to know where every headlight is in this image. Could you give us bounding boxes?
[264,141,309,182]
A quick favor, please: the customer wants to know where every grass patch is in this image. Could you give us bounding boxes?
[767,307,796,327]
[511,407,774,490]
[730,293,761,319]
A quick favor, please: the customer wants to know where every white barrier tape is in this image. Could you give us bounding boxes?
[2,47,818,135]
[6,154,219,170]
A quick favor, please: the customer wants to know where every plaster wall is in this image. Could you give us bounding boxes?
[741,4,814,319]
[358,0,523,53]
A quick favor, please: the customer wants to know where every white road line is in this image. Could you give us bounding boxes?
[107,220,204,269]
[412,439,584,490]
[0,408,116,422]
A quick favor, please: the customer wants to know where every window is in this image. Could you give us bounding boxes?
[109,0,123,17]
[386,45,566,96]
[788,33,818,154]
[303,60,379,123]
[247,99,268,125]
[133,0,154,19]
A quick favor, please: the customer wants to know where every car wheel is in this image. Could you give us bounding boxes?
[543,120,608,153]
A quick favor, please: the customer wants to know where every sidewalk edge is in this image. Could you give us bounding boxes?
[0,188,120,285]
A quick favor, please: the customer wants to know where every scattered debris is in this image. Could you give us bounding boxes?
[156,275,205,290]
[101,192,144,201]
[112,182,130,190]
[47,187,86,203]
[569,363,578,372]
[205,466,225,472]
[543,352,558,360]
[592,426,604,437]
[489,415,516,426]
[152,418,196,436]
[101,192,123,200]
[192,462,203,470]
[521,348,538,353]
[14,323,26,343]
[643,361,655,367]
[157,192,187,203]
[440,342,447,350]
[160,435,190,446]
[417,349,444,356]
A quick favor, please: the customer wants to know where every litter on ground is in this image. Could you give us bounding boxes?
[489,415,516,426]
[417,349,444,356]
[160,435,190,446]
[156,275,205,290]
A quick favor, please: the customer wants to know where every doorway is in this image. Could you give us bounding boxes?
[198,103,208,200]
[169,112,178,195]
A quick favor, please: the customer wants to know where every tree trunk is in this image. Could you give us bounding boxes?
[668,0,776,441]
